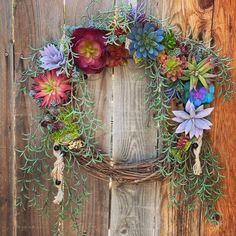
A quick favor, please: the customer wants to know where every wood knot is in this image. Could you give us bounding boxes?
[120,227,128,235]
[198,0,213,10]
[212,212,220,222]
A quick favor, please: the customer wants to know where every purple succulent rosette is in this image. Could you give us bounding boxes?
[128,5,147,23]
[183,82,215,107]
[40,44,65,71]
[172,100,214,138]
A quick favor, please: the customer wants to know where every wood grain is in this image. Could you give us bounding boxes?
[111,59,160,235]
[204,0,236,235]
[14,1,64,235]
[0,0,14,235]
[64,0,113,235]
[156,0,214,40]
[155,0,214,235]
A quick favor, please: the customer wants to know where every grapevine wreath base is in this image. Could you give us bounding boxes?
[18,2,235,234]
[52,136,204,184]
[54,143,164,184]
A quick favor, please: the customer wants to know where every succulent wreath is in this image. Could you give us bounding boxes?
[18,2,234,234]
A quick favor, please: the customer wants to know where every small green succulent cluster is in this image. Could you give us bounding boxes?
[50,108,80,144]
[162,30,176,51]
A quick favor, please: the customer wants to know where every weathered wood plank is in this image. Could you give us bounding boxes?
[156,0,213,40]
[109,1,177,235]
[14,1,64,235]
[204,0,236,235]
[64,0,113,235]
[111,58,160,235]
[0,0,14,235]
[155,0,214,235]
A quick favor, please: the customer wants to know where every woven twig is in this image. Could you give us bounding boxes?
[74,152,164,183]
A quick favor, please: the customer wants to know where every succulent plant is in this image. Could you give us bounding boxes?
[50,108,80,144]
[171,136,192,161]
[133,52,143,64]
[40,44,65,71]
[183,82,215,107]
[172,100,214,138]
[106,44,129,67]
[176,135,190,149]
[128,22,165,60]
[181,57,217,90]
[41,116,65,132]
[71,28,107,74]
[128,6,147,23]
[162,30,176,51]
[157,52,167,64]
[31,70,72,108]
[179,44,190,57]
[165,87,181,101]
[160,56,187,81]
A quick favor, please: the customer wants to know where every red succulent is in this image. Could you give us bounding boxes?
[176,135,189,149]
[71,28,107,74]
[32,70,72,107]
[106,44,129,67]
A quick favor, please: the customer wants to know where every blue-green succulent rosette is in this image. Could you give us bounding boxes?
[127,22,165,60]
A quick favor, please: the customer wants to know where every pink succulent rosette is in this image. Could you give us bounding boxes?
[71,28,107,74]
[32,70,72,107]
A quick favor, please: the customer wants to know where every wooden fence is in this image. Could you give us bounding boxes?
[0,0,236,235]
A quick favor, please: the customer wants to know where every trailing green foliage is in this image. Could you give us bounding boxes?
[17,42,104,235]
[169,138,223,224]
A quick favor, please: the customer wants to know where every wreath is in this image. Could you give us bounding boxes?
[18,3,234,234]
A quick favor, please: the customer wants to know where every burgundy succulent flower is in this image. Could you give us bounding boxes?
[71,28,107,74]
[106,44,129,67]
[41,120,64,132]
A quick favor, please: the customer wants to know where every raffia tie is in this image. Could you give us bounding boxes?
[192,135,203,175]
[51,144,64,204]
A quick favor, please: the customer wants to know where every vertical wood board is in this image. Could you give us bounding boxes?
[155,0,214,235]
[205,0,236,235]
[14,1,64,235]
[111,59,160,235]
[0,0,14,235]
[64,0,113,235]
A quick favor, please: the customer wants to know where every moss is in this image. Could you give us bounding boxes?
[50,108,80,144]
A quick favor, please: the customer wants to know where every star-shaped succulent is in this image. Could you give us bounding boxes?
[181,57,217,90]
[31,70,71,108]
[172,100,214,138]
